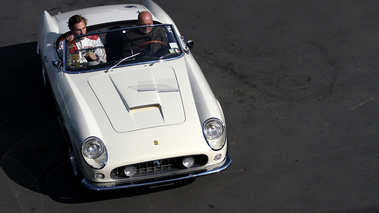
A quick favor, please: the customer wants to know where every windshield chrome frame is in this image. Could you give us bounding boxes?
[62,24,184,74]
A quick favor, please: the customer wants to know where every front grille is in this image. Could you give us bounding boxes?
[111,155,208,180]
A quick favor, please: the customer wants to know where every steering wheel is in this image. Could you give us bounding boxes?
[138,40,168,48]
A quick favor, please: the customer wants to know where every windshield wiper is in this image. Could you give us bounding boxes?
[149,53,178,66]
[105,52,140,72]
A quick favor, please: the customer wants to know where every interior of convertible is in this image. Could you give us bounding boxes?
[56,21,183,72]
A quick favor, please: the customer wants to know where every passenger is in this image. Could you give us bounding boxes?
[59,15,106,65]
[122,11,168,57]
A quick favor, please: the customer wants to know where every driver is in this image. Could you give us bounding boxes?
[59,15,106,65]
[122,11,168,57]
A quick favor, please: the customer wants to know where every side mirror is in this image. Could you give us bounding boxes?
[186,40,194,50]
[181,36,194,51]
[52,59,62,72]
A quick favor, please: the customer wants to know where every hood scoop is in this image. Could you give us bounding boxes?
[88,67,185,132]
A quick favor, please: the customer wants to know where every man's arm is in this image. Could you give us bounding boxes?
[93,36,107,63]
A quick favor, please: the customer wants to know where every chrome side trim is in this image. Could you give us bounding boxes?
[81,156,232,191]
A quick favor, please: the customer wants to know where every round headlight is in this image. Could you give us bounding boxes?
[203,118,224,140]
[182,157,195,168]
[82,137,104,159]
[203,118,227,150]
[124,166,137,177]
[81,136,108,169]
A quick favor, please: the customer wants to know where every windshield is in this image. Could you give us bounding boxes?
[62,24,183,72]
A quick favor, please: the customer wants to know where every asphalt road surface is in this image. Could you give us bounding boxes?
[2,0,379,212]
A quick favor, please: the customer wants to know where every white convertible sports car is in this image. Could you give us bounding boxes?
[38,0,231,190]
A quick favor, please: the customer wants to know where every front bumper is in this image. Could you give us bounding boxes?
[81,156,232,191]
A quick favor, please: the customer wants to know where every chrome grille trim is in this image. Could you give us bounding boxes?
[111,155,208,180]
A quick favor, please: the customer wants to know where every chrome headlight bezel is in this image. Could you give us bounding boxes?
[202,118,227,151]
[81,136,108,169]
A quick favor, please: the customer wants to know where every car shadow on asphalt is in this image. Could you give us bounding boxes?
[0,42,194,203]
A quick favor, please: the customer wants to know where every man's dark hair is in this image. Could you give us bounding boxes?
[68,15,87,30]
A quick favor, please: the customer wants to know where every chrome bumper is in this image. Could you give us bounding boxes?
[81,156,232,191]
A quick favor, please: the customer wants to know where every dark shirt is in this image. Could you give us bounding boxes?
[122,26,168,57]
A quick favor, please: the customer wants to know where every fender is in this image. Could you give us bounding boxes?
[184,54,225,125]
[38,11,60,55]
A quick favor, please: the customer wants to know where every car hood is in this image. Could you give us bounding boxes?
[88,66,185,132]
